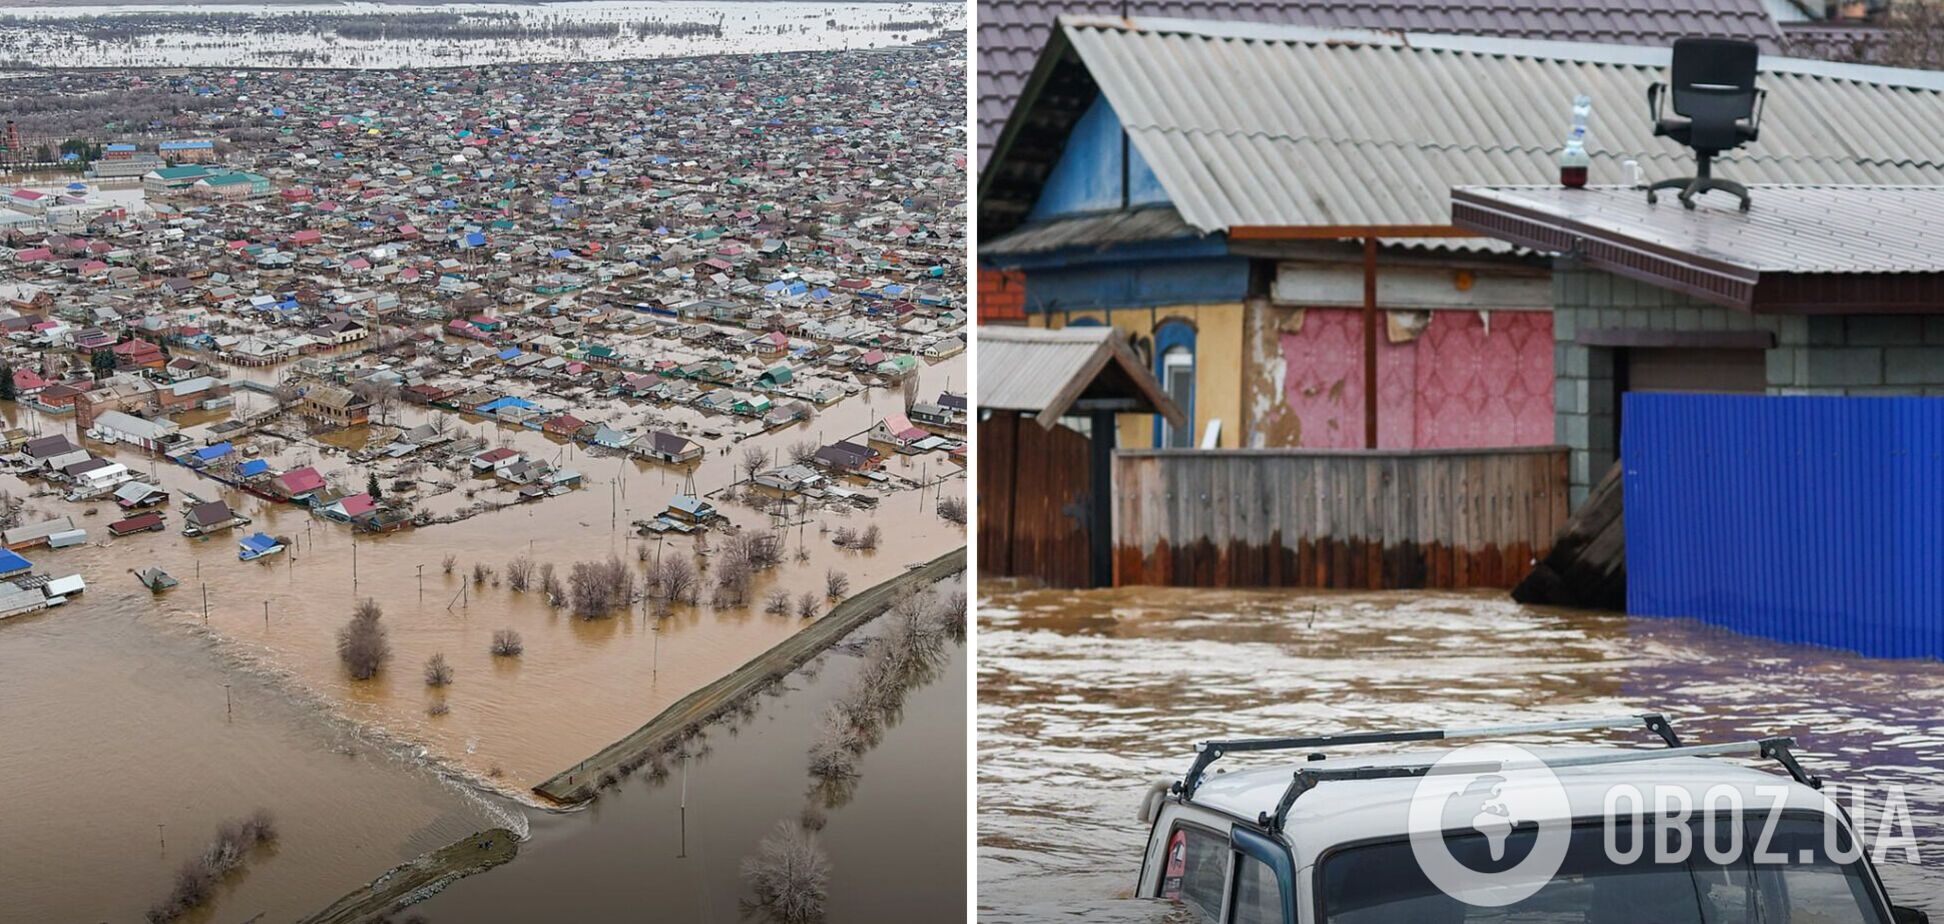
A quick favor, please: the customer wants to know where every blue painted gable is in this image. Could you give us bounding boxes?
[1028,95,1169,220]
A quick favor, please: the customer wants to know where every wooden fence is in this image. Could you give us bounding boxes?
[978,412,1095,588]
[1113,447,1570,589]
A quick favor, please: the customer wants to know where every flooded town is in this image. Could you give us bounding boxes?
[0,6,967,922]
[975,0,1944,920]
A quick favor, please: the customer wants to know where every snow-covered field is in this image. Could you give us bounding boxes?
[0,1,961,69]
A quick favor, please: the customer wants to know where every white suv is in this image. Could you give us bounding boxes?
[1134,714,1929,924]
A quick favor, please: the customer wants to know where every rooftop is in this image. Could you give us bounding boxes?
[976,0,1790,164]
[1452,184,1944,312]
[978,325,1183,428]
[981,18,1944,245]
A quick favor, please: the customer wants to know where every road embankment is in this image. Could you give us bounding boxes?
[534,545,967,804]
[298,828,518,924]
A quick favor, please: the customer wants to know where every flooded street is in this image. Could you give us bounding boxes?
[421,579,967,921]
[976,583,1944,915]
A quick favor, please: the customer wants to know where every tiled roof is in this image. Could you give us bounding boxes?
[977,0,1788,165]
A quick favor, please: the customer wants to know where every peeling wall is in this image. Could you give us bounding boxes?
[1243,306,1554,450]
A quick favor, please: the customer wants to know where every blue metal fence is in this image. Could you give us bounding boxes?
[1624,393,1944,660]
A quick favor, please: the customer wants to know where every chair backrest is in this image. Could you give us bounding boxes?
[1668,38,1760,149]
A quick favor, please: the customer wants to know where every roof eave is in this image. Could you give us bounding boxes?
[1451,187,1758,311]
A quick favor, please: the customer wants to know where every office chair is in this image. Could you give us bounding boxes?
[1646,37,1766,211]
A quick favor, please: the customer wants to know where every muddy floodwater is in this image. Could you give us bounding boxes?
[0,353,960,921]
[421,584,967,921]
[977,583,1944,917]
[0,592,510,922]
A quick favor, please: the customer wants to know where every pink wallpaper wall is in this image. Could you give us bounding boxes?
[1277,309,1554,449]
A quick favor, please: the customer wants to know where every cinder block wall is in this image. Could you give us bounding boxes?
[1552,262,1944,507]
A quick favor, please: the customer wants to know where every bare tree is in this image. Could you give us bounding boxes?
[568,556,633,618]
[789,440,819,465]
[856,524,882,551]
[741,444,771,480]
[797,592,820,619]
[491,629,524,657]
[740,822,830,924]
[764,590,792,615]
[336,598,390,680]
[146,811,278,923]
[472,561,492,585]
[441,552,457,574]
[1847,1,1944,68]
[506,556,534,591]
[825,568,849,600]
[937,495,966,525]
[714,552,752,608]
[424,653,454,687]
[660,556,698,604]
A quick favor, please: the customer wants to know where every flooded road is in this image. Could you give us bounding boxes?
[976,583,1944,916]
[421,578,967,921]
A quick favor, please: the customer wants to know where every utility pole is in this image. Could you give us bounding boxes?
[222,682,231,723]
[202,583,208,621]
[417,563,424,600]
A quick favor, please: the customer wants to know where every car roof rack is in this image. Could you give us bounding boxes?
[1177,713,1681,800]
[1254,736,1819,833]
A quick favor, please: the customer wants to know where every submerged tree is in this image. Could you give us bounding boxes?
[336,598,390,680]
[740,821,830,924]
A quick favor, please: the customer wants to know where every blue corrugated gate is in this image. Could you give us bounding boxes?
[1624,393,1944,660]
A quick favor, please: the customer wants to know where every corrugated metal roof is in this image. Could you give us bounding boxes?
[994,19,1944,241]
[982,205,1203,256]
[977,0,1791,165]
[1459,184,1944,274]
[979,325,1184,427]
[1453,184,1944,310]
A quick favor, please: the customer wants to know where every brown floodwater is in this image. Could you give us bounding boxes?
[0,353,961,920]
[419,576,968,922]
[976,583,1944,917]
[0,588,509,923]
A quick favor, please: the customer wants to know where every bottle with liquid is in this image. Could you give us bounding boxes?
[1560,93,1591,188]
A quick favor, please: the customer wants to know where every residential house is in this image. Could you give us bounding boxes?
[299,384,372,427]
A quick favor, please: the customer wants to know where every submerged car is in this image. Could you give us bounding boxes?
[1135,714,1930,924]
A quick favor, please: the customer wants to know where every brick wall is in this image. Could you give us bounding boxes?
[977,267,1025,323]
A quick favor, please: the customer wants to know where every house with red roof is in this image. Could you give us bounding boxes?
[322,492,376,521]
[271,466,327,500]
[10,368,47,397]
[111,339,166,370]
[867,412,931,452]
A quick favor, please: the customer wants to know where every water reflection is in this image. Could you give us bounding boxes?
[976,583,1944,915]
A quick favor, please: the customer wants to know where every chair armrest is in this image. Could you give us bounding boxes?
[1747,87,1768,140]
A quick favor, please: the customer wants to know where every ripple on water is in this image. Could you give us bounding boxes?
[977,584,1944,915]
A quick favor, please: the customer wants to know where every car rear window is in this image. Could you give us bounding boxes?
[1161,824,1229,921]
[1319,817,1888,923]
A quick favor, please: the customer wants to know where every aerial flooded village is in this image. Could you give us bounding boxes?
[1,12,968,922]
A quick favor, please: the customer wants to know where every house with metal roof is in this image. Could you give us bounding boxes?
[980,19,1944,459]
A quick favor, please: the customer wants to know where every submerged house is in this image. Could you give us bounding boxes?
[979,19,1944,461]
